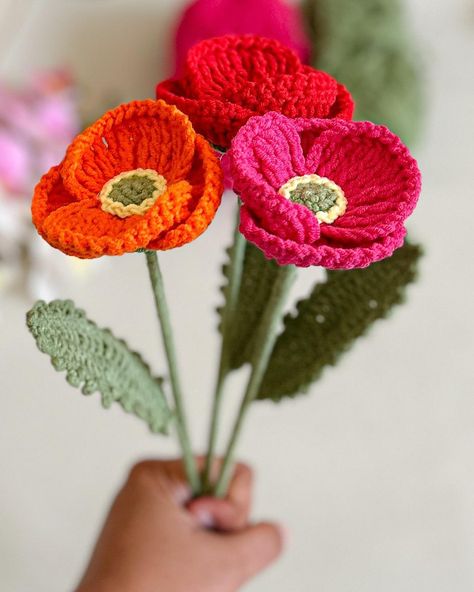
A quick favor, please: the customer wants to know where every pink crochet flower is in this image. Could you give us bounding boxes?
[225,112,421,269]
[174,0,310,74]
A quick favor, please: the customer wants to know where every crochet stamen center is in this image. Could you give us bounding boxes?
[99,169,167,219]
[278,174,347,224]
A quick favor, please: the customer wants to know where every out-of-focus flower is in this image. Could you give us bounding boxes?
[225,112,421,269]
[304,0,424,145]
[174,0,311,73]
[0,69,81,299]
[0,69,79,199]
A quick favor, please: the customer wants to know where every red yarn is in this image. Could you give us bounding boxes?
[174,0,311,73]
[156,35,354,148]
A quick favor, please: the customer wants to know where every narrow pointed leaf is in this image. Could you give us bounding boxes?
[219,242,281,370]
[258,242,422,401]
[26,300,172,434]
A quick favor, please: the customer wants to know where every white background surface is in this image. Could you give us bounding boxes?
[1,0,473,590]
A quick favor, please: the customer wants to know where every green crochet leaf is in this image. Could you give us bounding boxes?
[257,242,422,401]
[26,300,172,434]
[219,242,281,370]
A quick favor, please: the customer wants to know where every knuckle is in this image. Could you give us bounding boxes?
[128,460,156,486]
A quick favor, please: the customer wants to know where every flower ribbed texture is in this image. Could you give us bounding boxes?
[32,100,223,259]
[173,0,311,73]
[226,112,421,269]
[156,34,354,149]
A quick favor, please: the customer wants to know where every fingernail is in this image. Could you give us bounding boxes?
[195,509,215,529]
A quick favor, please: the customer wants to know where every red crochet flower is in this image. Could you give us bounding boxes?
[156,35,354,148]
[225,112,421,269]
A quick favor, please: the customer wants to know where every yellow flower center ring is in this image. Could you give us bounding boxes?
[279,174,347,224]
[99,169,168,219]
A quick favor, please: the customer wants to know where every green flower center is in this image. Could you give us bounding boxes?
[108,175,158,207]
[289,183,338,215]
[99,169,167,219]
[278,174,347,224]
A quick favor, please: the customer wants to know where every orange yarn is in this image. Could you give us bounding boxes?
[32,99,224,259]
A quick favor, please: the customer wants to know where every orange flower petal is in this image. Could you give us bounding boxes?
[149,135,223,250]
[61,100,197,200]
[32,165,77,236]
[39,177,198,259]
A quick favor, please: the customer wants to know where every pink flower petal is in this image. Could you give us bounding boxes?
[232,115,421,269]
[243,185,321,244]
[310,121,421,244]
[240,205,407,269]
[229,111,306,192]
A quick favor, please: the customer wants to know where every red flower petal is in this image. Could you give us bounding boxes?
[156,35,355,148]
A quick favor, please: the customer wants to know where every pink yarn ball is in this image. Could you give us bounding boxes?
[174,0,311,73]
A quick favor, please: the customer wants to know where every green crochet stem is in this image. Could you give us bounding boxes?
[202,213,246,491]
[145,250,201,494]
[214,264,297,497]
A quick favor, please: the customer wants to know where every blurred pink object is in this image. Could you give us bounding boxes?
[0,69,79,199]
[174,0,311,73]
[0,132,30,193]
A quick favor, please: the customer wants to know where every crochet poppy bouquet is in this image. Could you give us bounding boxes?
[26,35,422,496]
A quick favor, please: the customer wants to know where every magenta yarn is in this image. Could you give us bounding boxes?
[174,0,311,73]
[225,112,421,269]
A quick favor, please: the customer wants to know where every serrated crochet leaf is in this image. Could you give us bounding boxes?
[26,300,172,434]
[258,242,422,401]
[219,242,281,370]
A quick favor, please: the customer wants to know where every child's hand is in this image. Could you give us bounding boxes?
[76,458,284,592]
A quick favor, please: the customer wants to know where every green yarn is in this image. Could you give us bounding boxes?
[218,241,281,370]
[218,241,421,400]
[109,175,157,206]
[289,182,338,214]
[257,242,422,401]
[26,300,172,434]
[303,0,424,145]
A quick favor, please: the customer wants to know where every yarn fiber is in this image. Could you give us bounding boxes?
[304,0,424,145]
[27,300,172,434]
[174,0,311,72]
[258,241,422,399]
[156,34,354,149]
[226,111,421,269]
[32,99,223,259]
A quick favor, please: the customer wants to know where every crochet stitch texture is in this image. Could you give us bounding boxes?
[156,34,354,149]
[226,112,421,269]
[174,0,310,73]
[27,299,172,433]
[258,241,422,399]
[32,100,223,259]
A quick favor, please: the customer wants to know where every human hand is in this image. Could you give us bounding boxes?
[76,458,284,592]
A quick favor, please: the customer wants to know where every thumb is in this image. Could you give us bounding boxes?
[225,522,285,585]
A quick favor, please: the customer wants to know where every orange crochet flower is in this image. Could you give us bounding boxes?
[32,100,223,258]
